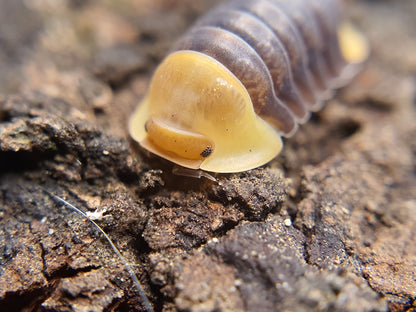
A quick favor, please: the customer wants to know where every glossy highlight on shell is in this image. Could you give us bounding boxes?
[129,0,369,173]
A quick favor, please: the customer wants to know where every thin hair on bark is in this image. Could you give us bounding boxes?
[41,187,154,312]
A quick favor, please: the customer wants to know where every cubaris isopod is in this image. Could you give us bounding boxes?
[129,0,369,173]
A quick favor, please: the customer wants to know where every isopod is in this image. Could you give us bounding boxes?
[129,0,369,173]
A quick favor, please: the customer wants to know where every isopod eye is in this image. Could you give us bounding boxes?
[144,116,215,161]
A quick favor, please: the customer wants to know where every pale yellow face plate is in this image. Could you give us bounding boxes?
[129,51,282,173]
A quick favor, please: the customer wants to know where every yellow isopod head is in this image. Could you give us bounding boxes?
[129,50,282,173]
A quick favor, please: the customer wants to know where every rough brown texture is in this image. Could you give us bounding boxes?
[0,0,415,311]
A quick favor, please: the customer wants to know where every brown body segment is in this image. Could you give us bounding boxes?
[308,0,347,80]
[271,0,332,93]
[224,0,322,110]
[193,9,309,121]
